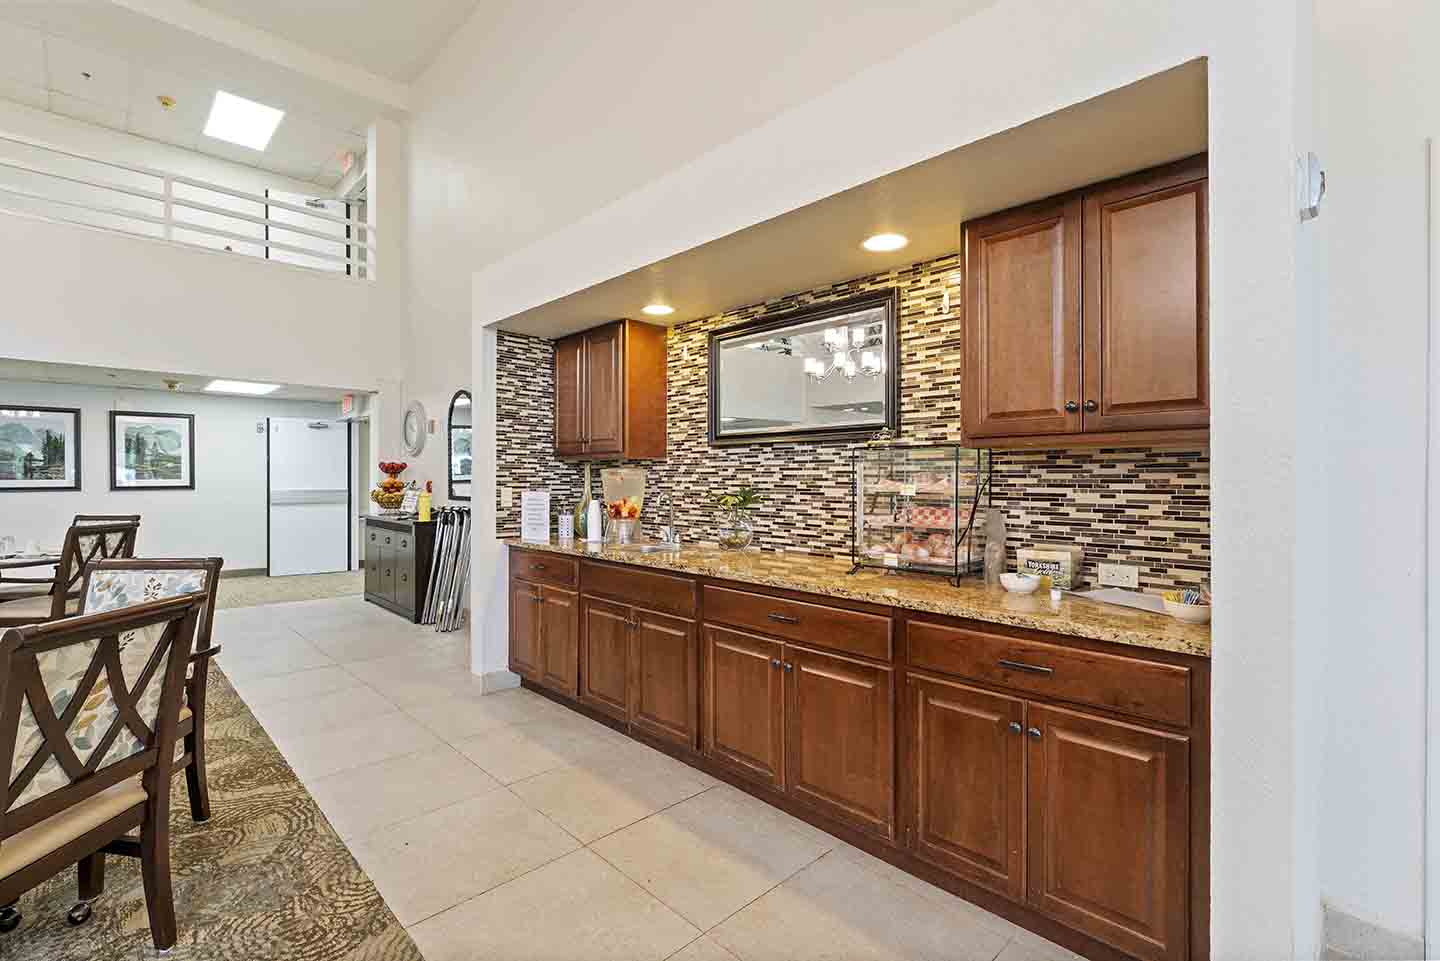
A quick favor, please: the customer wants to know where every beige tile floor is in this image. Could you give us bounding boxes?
[215,594,1090,961]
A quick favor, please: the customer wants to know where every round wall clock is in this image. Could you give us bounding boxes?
[402,400,427,456]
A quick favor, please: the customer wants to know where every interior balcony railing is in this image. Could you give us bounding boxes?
[0,130,371,278]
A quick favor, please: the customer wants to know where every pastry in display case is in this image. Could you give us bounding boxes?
[850,444,992,585]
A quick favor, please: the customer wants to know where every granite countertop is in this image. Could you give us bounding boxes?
[502,539,1211,658]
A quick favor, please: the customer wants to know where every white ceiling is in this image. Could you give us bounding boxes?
[0,3,378,187]
[189,0,484,83]
[0,357,359,402]
[498,61,1208,339]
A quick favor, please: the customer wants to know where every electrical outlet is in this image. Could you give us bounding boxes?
[1098,563,1139,589]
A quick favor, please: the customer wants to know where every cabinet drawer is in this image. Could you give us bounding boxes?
[704,585,891,661]
[582,561,696,617]
[509,550,578,589]
[906,618,1190,727]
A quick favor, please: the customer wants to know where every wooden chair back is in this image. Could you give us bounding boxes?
[71,514,142,528]
[0,594,202,838]
[47,519,141,620]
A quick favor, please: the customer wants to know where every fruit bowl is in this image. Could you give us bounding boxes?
[1000,572,1041,594]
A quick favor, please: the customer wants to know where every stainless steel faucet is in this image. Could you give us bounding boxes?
[654,492,680,546]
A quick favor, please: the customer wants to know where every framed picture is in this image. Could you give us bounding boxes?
[0,405,81,491]
[110,411,195,491]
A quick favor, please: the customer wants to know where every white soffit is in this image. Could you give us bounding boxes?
[498,60,1208,340]
[0,357,360,402]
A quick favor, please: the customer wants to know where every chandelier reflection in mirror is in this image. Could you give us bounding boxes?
[801,322,887,382]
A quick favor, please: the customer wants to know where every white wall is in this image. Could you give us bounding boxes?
[1307,0,1440,942]
[0,101,408,396]
[0,379,337,571]
[450,0,1312,956]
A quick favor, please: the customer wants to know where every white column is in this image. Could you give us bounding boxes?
[470,321,514,689]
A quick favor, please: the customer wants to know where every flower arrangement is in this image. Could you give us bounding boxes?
[712,487,761,514]
[713,487,761,550]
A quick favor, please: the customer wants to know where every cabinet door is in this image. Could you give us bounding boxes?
[554,334,586,455]
[703,625,785,790]
[785,645,894,839]
[1083,163,1208,432]
[393,531,416,613]
[579,596,632,721]
[1027,704,1189,961]
[907,673,1026,899]
[364,528,382,595]
[584,323,624,456]
[962,196,1082,439]
[539,586,580,697]
[630,609,698,749]
[509,580,541,681]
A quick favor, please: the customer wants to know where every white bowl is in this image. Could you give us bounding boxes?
[1000,572,1041,594]
[1163,599,1211,624]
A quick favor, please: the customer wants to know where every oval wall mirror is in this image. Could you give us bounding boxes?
[448,390,472,500]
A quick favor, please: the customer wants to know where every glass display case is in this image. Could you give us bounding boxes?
[851,444,992,585]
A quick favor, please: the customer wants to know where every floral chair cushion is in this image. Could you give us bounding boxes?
[7,569,206,812]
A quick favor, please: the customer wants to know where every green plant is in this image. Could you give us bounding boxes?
[713,487,761,513]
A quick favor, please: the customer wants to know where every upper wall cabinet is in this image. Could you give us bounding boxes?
[962,156,1208,448]
[554,319,668,459]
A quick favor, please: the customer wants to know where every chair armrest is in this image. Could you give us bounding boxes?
[189,644,222,663]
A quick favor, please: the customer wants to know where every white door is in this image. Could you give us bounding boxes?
[268,417,350,576]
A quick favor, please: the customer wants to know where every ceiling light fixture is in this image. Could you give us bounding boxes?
[642,304,675,317]
[862,233,909,253]
[203,91,285,151]
[204,379,280,395]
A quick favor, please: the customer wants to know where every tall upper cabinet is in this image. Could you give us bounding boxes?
[962,155,1208,448]
[554,318,668,459]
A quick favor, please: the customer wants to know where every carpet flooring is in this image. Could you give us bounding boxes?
[216,571,365,610]
[0,666,424,961]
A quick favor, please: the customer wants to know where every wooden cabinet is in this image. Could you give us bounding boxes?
[553,319,667,460]
[538,586,579,697]
[362,517,435,622]
[907,673,1026,900]
[962,155,1208,448]
[579,596,632,721]
[704,625,785,790]
[786,645,894,839]
[1026,704,1189,961]
[509,577,578,696]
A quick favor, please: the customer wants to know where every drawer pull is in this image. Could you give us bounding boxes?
[767,613,799,624]
[998,659,1053,676]
[533,562,547,570]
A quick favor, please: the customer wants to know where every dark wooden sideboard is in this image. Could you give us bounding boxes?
[508,546,1210,961]
[362,516,435,622]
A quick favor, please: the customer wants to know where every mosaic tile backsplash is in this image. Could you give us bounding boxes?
[496,252,1210,593]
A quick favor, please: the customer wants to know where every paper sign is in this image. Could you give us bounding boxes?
[401,490,420,514]
[521,491,551,544]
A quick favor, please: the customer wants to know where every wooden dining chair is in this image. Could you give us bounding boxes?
[78,558,224,823]
[0,593,204,950]
[0,519,140,628]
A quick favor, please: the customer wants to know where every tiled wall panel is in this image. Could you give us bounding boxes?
[496,252,1209,592]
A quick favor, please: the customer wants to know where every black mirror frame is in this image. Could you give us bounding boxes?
[707,288,900,446]
[447,389,472,501]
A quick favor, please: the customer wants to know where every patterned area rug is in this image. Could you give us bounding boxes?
[216,571,365,610]
[0,668,423,961]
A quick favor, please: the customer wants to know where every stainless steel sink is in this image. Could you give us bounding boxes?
[613,542,683,553]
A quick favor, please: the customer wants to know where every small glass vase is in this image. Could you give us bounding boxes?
[717,510,754,551]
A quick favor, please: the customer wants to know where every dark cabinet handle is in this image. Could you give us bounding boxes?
[385,536,392,545]
[1064,401,1079,412]
[767,613,799,625]
[533,563,546,570]
[1027,727,1042,740]
[401,539,409,549]
[1084,400,1098,412]
[401,573,408,582]
[998,659,1053,676]
[1008,721,1023,734]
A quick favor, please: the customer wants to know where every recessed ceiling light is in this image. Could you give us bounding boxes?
[862,233,909,253]
[642,304,675,317]
[203,91,285,151]
[205,379,280,395]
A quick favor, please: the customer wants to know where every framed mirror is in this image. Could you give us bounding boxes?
[447,390,472,500]
[709,289,899,445]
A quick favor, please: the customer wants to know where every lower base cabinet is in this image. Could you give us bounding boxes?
[703,626,895,839]
[509,549,1207,961]
[578,596,699,748]
[509,578,578,697]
